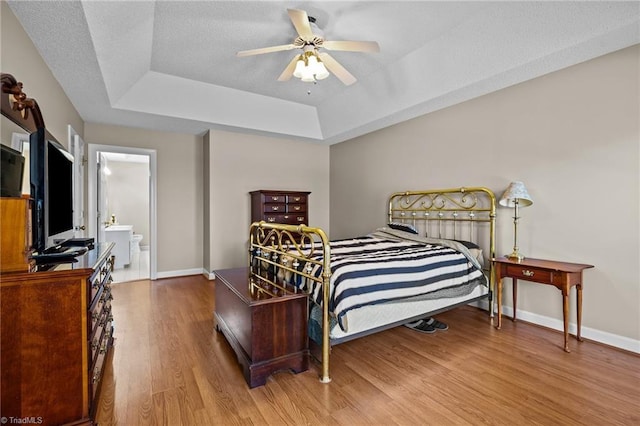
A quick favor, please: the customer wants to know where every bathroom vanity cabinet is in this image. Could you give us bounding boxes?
[104,225,132,269]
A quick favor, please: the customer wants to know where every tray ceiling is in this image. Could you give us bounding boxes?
[7,1,639,145]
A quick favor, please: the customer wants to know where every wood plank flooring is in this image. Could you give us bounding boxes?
[95,275,640,425]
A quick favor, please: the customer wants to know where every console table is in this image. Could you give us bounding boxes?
[493,256,594,352]
[214,267,309,388]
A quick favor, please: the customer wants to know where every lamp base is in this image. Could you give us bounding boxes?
[506,252,525,262]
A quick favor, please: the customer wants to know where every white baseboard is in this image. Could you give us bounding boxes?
[204,270,216,280]
[474,299,640,354]
[498,305,640,354]
[156,268,205,279]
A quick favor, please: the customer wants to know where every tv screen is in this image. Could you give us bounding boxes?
[30,128,75,252]
[46,140,74,240]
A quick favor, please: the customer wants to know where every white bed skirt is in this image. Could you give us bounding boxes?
[325,284,489,340]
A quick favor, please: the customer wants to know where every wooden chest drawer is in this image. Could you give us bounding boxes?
[263,203,286,213]
[263,194,287,203]
[505,264,554,284]
[90,322,113,403]
[287,203,306,213]
[287,194,307,204]
[264,214,307,225]
[89,289,106,338]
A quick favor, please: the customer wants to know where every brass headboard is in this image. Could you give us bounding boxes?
[388,187,496,262]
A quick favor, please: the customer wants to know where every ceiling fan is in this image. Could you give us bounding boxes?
[237,9,380,86]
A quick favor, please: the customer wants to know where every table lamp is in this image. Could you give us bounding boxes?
[499,181,533,262]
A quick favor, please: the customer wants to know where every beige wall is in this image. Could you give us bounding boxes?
[330,45,640,346]
[206,129,330,271]
[105,160,150,246]
[1,2,84,146]
[85,123,203,274]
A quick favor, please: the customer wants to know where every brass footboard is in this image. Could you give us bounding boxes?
[249,222,332,383]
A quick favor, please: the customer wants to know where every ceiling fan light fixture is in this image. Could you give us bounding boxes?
[293,54,306,78]
[307,52,319,70]
[293,49,330,83]
[300,66,316,82]
[315,57,330,80]
[238,8,380,86]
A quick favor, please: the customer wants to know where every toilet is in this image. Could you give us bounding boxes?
[131,233,143,254]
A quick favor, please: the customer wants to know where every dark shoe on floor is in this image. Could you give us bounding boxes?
[414,319,437,333]
[429,318,448,331]
[404,319,436,333]
[403,320,422,330]
[404,317,448,333]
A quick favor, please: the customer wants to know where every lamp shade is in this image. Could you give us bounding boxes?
[499,181,533,207]
[293,55,306,78]
[315,60,330,80]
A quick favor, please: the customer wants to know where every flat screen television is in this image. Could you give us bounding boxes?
[30,128,75,253]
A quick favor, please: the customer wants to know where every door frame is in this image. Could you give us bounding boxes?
[88,143,157,280]
[68,125,85,237]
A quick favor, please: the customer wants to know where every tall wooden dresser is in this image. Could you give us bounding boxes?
[0,196,34,273]
[250,190,310,226]
[0,243,115,425]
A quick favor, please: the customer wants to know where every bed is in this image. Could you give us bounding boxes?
[248,187,496,383]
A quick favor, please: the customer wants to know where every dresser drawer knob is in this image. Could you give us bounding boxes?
[523,270,535,277]
[92,367,102,383]
[271,196,279,201]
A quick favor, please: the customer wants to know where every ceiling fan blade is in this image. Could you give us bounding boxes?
[287,9,313,40]
[322,40,380,53]
[277,56,300,81]
[318,52,357,86]
[237,44,297,57]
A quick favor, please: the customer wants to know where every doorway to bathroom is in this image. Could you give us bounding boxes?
[87,144,157,282]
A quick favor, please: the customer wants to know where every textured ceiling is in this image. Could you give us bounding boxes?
[7,1,640,145]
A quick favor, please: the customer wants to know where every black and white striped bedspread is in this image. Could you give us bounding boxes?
[301,235,486,331]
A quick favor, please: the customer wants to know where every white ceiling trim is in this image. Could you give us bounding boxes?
[114,71,323,139]
[82,0,155,106]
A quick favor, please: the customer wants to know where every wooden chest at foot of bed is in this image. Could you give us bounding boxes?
[213,267,309,388]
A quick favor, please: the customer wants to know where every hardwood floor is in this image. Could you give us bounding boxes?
[95,276,640,425]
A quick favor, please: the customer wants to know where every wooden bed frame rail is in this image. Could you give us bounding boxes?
[249,187,497,385]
